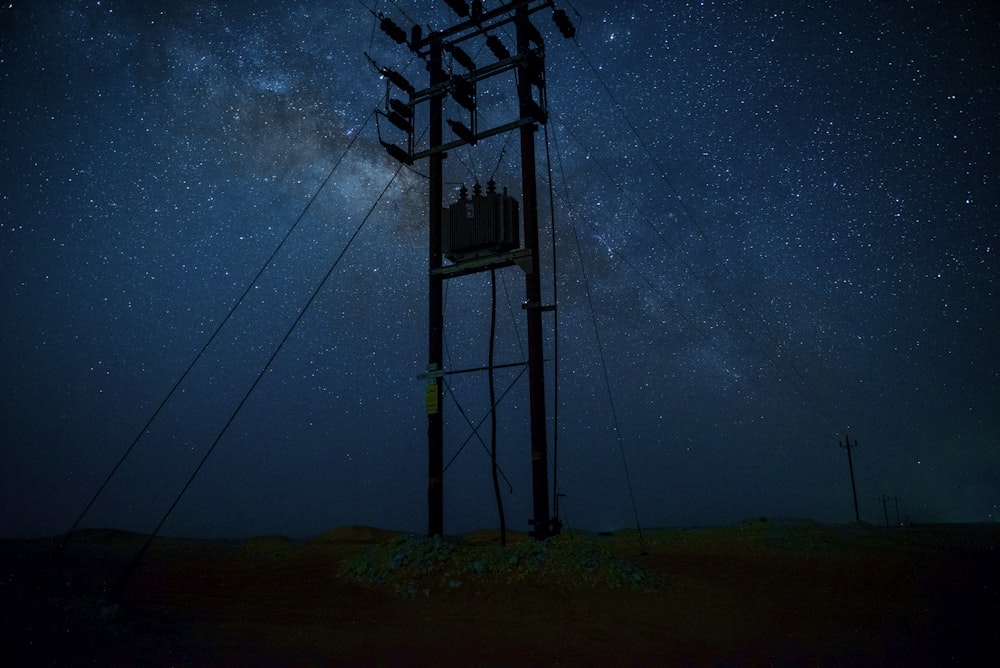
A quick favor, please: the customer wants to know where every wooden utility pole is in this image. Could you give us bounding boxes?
[427,41,445,538]
[879,493,891,528]
[840,433,861,522]
[515,3,550,540]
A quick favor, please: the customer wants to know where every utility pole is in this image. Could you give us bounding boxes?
[893,496,901,527]
[515,3,550,540]
[371,0,574,539]
[427,40,445,539]
[839,433,860,522]
[879,494,890,528]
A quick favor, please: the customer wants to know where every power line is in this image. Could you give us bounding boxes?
[547,109,825,441]
[365,0,379,52]
[547,104,838,433]
[564,166,646,555]
[542,121,566,527]
[545,119,645,553]
[111,151,410,606]
[488,269,507,544]
[41,110,376,574]
[565,40,840,431]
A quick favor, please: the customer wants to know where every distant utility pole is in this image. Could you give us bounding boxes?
[879,494,891,528]
[893,496,901,527]
[839,433,860,522]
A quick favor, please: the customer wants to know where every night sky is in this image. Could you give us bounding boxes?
[2,1,997,541]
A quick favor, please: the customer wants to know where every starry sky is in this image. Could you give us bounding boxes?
[2,1,997,540]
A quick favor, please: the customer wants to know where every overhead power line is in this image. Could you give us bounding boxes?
[46,110,376,555]
[110,149,411,607]
[545,120,646,553]
[555,38,842,431]
[547,108,828,442]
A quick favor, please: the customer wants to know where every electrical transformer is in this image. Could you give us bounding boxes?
[442,180,520,262]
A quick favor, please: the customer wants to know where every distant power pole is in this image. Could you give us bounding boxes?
[893,496,901,527]
[879,494,891,528]
[839,434,861,522]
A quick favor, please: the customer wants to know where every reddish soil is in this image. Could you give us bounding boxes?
[3,520,996,666]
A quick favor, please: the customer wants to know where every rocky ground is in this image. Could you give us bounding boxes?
[2,519,996,666]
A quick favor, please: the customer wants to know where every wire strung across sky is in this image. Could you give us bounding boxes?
[51,110,377,549]
[109,137,412,602]
[545,107,832,443]
[543,119,646,551]
[52,108,409,590]
[546,34,844,434]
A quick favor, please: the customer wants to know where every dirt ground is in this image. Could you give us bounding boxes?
[2,520,996,666]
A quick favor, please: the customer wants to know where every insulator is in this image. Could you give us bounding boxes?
[486,35,511,61]
[381,68,415,95]
[389,98,412,118]
[444,0,470,18]
[380,140,412,165]
[447,119,477,145]
[447,44,476,72]
[451,77,476,112]
[386,111,413,133]
[380,17,408,45]
[452,91,475,113]
[552,9,576,40]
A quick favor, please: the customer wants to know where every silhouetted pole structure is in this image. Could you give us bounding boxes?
[427,41,445,538]
[879,494,890,528]
[894,496,901,527]
[516,4,551,540]
[840,433,860,522]
[372,0,572,539]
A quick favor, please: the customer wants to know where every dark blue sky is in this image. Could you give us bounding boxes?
[2,1,997,540]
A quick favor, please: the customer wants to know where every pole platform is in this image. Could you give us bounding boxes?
[430,248,533,279]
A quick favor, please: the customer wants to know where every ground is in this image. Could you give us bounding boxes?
[2,519,996,666]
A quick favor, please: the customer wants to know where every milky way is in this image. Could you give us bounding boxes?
[1,1,997,539]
